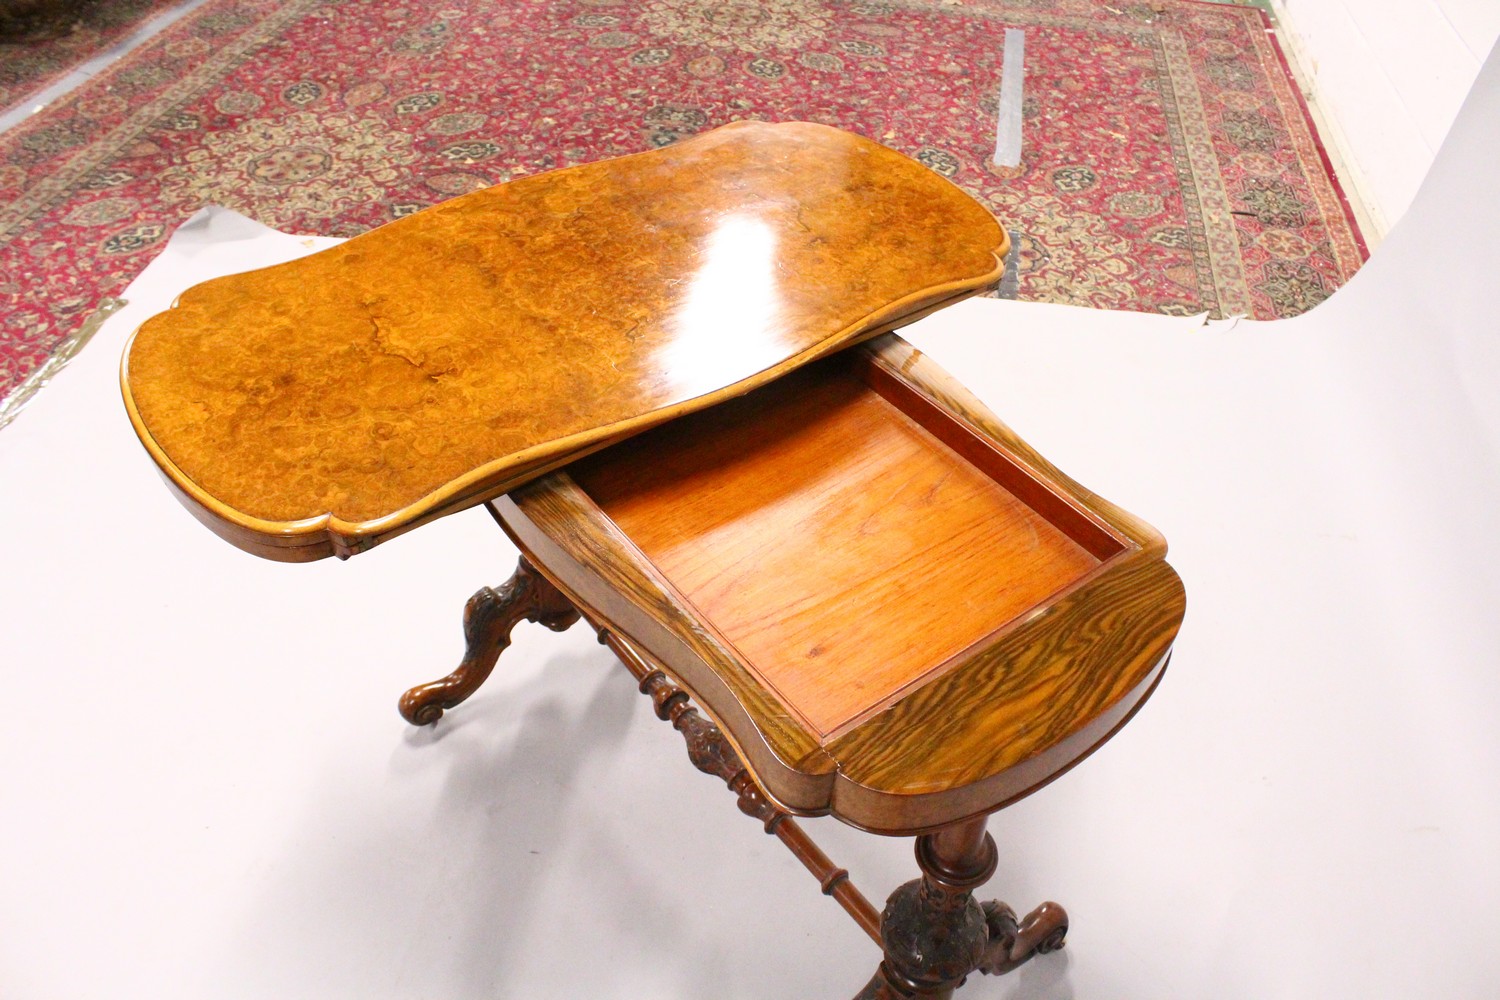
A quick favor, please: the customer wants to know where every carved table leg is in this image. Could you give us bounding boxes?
[598,627,884,943]
[398,556,580,725]
[855,817,1067,999]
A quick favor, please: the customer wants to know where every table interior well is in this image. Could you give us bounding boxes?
[568,352,1130,741]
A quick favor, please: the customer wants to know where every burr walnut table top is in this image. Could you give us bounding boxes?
[121,121,1006,561]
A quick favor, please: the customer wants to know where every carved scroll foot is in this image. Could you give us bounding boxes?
[855,820,1067,999]
[398,557,580,725]
[978,900,1068,976]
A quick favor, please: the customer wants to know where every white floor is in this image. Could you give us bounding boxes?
[2,47,1498,1000]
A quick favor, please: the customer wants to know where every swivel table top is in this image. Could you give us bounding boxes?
[122,120,1006,560]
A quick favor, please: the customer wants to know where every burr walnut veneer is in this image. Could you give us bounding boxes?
[121,122,1185,998]
[122,120,1005,561]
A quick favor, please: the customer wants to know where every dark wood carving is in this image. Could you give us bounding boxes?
[397,557,580,725]
[855,818,1067,998]
[978,900,1069,976]
[638,665,781,827]
[597,627,883,944]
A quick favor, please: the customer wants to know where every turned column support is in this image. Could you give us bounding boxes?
[398,556,580,725]
[856,817,1068,999]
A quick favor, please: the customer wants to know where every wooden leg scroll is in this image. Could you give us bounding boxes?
[398,557,580,725]
[977,899,1069,976]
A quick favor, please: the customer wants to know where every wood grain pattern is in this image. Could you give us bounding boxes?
[861,336,1168,558]
[505,333,1186,834]
[121,121,1006,560]
[493,482,839,815]
[825,559,1182,831]
[569,362,1106,740]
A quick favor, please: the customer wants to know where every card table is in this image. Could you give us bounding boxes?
[122,121,1185,998]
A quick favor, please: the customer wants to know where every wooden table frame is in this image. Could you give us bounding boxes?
[402,550,1073,998]
[397,334,1184,998]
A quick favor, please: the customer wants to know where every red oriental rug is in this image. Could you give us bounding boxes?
[0,0,1367,400]
[0,0,181,114]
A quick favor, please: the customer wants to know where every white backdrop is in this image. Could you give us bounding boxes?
[3,51,1498,1000]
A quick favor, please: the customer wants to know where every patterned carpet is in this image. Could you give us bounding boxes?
[0,0,180,113]
[0,0,1366,398]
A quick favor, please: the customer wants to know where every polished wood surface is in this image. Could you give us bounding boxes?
[569,361,1111,741]
[497,478,840,815]
[499,333,1186,834]
[121,121,1006,561]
